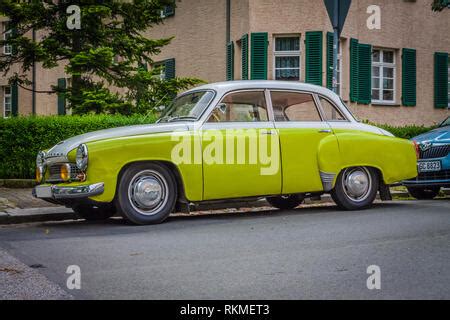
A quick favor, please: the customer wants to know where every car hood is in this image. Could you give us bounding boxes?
[45,122,190,160]
[411,126,450,144]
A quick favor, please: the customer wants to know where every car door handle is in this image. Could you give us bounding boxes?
[261,130,276,135]
[319,129,332,133]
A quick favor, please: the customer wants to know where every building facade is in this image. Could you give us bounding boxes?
[146,0,450,125]
[1,0,450,126]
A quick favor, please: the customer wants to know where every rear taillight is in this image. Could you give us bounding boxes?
[412,141,420,159]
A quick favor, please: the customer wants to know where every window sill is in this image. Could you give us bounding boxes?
[371,102,400,107]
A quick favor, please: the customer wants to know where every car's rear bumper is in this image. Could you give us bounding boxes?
[32,182,104,200]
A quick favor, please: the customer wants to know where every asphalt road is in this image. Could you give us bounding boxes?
[0,199,449,300]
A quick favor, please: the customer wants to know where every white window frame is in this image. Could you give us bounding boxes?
[273,35,301,81]
[335,41,343,96]
[371,49,396,104]
[3,86,12,118]
[448,64,450,109]
[3,22,12,55]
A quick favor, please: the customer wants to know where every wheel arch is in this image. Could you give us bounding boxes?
[115,160,188,204]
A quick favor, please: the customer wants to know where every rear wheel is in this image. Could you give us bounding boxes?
[331,167,379,210]
[266,194,304,210]
[73,203,116,221]
[116,163,177,225]
[406,186,440,200]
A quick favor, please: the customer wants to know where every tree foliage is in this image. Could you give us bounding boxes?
[0,0,202,115]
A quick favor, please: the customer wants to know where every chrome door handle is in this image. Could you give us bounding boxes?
[261,130,275,135]
[319,129,332,133]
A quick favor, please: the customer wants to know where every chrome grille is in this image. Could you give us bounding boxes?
[420,145,450,159]
[408,170,450,182]
[46,163,81,182]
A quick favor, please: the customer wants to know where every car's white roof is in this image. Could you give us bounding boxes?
[186,80,341,101]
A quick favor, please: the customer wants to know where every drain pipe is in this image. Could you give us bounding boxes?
[31,28,36,115]
[226,0,230,44]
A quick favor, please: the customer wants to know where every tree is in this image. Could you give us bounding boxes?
[432,0,449,11]
[0,0,202,115]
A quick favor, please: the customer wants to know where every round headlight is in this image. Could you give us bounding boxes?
[76,144,88,171]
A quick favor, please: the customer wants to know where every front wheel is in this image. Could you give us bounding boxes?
[331,167,379,210]
[266,194,304,210]
[406,186,440,200]
[116,163,177,225]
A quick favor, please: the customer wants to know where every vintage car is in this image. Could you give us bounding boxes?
[33,81,418,225]
[403,116,450,199]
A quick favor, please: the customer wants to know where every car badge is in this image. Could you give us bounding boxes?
[419,142,432,152]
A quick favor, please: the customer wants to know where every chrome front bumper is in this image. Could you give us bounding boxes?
[33,182,104,199]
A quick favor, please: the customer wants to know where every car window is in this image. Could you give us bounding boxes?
[208,91,268,122]
[319,96,346,121]
[271,91,321,122]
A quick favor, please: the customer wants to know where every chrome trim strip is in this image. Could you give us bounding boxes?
[319,171,336,191]
[33,182,104,199]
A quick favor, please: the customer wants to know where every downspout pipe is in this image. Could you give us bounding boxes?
[32,28,36,115]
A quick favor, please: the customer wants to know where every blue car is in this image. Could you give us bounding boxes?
[403,116,450,199]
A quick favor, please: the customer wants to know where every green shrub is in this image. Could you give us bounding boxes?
[0,114,156,179]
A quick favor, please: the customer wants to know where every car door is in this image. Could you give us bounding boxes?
[201,90,282,200]
[271,90,333,194]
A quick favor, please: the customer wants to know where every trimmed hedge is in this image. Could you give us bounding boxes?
[0,115,156,179]
[0,115,437,179]
[375,123,436,140]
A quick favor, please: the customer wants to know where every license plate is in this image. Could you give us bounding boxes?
[418,161,441,173]
[35,186,53,198]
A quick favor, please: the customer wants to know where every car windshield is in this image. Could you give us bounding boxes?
[158,90,215,123]
[439,116,450,127]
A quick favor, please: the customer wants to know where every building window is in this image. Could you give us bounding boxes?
[3,86,12,118]
[372,49,396,103]
[3,22,12,55]
[273,36,300,81]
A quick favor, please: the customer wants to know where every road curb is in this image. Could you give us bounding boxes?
[0,207,75,225]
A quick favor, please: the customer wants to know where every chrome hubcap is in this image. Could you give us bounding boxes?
[128,170,168,215]
[342,167,371,202]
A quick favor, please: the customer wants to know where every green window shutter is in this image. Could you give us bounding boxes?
[241,34,249,80]
[57,78,66,115]
[402,48,417,106]
[326,32,334,89]
[349,38,359,102]
[434,52,449,109]
[11,81,18,116]
[164,58,175,79]
[250,32,268,80]
[226,41,234,81]
[357,43,372,104]
[305,31,323,86]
